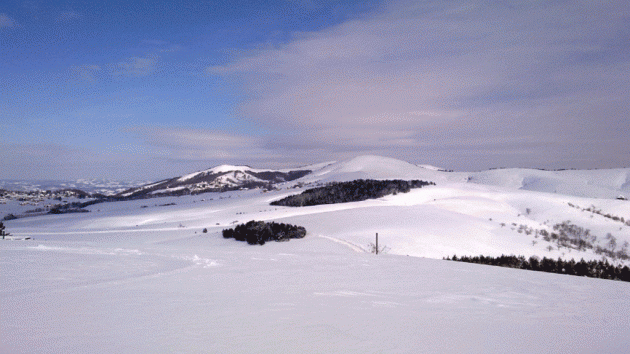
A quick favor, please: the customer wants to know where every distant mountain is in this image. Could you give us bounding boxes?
[114,156,630,200]
[0,179,149,196]
[116,165,311,198]
[4,156,629,202]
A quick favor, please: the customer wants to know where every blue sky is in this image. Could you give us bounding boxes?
[2,0,629,180]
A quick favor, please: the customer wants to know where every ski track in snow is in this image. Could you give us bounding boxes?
[317,234,368,253]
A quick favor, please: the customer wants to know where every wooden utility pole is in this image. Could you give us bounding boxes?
[376,232,379,255]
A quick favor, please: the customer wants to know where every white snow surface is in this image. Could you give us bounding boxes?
[2,156,630,353]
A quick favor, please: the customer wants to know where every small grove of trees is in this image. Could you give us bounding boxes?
[271,179,435,207]
[444,254,630,282]
[222,220,306,245]
[48,200,101,214]
[500,219,629,261]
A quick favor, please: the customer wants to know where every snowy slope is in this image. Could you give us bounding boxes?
[2,155,630,353]
[3,237,628,354]
[467,168,630,199]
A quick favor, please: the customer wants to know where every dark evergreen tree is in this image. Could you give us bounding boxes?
[529,256,541,271]
[565,259,576,275]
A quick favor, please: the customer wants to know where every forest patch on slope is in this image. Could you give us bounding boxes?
[271,179,435,207]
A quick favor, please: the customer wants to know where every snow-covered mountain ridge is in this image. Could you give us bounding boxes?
[117,166,312,198]
[4,156,628,201]
[110,155,630,200]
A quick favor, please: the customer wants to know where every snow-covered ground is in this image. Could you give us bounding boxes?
[2,156,629,353]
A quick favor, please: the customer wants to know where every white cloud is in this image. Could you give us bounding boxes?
[112,55,158,77]
[0,13,16,28]
[208,0,630,169]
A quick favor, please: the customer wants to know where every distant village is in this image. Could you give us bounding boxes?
[0,188,90,207]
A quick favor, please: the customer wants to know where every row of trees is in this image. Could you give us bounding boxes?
[444,254,630,282]
[271,179,435,207]
[222,220,307,245]
[568,202,630,227]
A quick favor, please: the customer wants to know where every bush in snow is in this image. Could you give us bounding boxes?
[3,213,17,221]
[368,242,389,255]
[222,220,306,245]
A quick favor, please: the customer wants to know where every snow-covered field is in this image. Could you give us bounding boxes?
[2,156,629,353]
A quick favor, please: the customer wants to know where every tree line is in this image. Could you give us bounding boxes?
[444,254,630,282]
[271,179,435,207]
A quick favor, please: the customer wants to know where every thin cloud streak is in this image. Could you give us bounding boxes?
[130,127,281,162]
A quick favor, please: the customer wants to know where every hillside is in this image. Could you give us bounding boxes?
[2,155,630,353]
[300,155,630,200]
